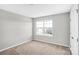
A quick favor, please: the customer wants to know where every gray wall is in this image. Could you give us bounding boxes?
[33,13,70,47]
[0,9,32,51]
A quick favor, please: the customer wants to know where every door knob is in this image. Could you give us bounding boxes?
[71,36,74,39]
[77,38,78,42]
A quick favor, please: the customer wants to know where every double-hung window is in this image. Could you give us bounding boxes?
[35,20,53,36]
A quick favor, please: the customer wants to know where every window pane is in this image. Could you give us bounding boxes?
[36,28,43,35]
[49,20,53,27]
[44,20,52,27]
[36,21,43,27]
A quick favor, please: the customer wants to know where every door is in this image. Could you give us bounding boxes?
[70,5,78,55]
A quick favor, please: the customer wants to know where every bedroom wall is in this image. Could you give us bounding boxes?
[33,12,70,47]
[0,9,32,51]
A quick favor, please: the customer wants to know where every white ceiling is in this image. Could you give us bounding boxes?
[0,4,72,18]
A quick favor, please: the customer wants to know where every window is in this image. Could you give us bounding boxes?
[35,20,53,36]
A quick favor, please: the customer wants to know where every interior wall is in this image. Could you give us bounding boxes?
[33,12,70,47]
[0,9,32,51]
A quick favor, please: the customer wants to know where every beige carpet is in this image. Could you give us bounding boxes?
[0,40,71,55]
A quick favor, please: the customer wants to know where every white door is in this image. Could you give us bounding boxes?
[70,5,78,55]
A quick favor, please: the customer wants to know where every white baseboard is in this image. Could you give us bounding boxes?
[34,38,70,47]
[0,39,32,52]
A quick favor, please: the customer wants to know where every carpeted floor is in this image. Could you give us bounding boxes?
[0,40,71,55]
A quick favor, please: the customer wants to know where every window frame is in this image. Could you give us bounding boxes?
[34,19,53,36]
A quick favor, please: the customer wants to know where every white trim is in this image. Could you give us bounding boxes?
[34,38,70,48]
[0,39,32,52]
